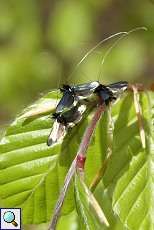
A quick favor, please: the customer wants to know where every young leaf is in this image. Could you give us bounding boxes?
[0,90,79,223]
[103,92,154,230]
[74,172,109,229]
[1,87,153,229]
[0,90,103,225]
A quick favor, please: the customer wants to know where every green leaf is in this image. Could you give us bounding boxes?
[0,90,103,225]
[1,88,154,229]
[103,92,154,230]
[94,182,128,230]
[0,91,61,224]
[74,172,109,230]
[24,210,79,230]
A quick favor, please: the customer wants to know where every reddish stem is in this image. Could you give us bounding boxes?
[76,154,86,170]
[77,104,105,157]
[48,104,105,230]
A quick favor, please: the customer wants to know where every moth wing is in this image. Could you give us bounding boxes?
[107,81,128,92]
[57,123,67,141]
[47,120,66,146]
[78,104,86,114]
[107,81,128,99]
[56,92,75,113]
[72,105,87,124]
[73,81,100,98]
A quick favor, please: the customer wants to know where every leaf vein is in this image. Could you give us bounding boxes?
[113,161,146,207]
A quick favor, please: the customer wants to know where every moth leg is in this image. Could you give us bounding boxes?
[132,85,146,149]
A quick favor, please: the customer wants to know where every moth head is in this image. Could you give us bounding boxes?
[60,85,72,93]
[52,113,59,120]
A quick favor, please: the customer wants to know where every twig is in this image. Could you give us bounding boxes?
[76,172,109,227]
[89,153,112,192]
[128,83,154,92]
[48,104,105,230]
[132,85,146,149]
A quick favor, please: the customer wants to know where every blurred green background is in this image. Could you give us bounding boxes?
[0,0,154,132]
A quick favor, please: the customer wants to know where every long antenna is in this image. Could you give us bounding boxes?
[97,27,147,82]
[67,31,127,82]
[67,27,147,83]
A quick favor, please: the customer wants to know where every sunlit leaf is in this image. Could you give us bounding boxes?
[103,92,154,230]
[0,88,154,230]
[74,172,109,229]
[0,90,103,225]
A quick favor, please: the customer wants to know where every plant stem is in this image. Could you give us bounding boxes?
[89,153,112,192]
[132,85,146,149]
[128,83,154,92]
[48,104,105,230]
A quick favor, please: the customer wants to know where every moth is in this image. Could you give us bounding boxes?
[95,81,128,104]
[56,81,100,113]
[47,103,86,146]
[48,81,128,146]
[57,81,128,113]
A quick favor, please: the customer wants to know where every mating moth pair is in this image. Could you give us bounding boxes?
[47,81,128,146]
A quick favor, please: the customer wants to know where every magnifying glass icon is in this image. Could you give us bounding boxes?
[3,211,18,227]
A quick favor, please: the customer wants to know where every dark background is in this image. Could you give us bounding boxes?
[0,0,154,135]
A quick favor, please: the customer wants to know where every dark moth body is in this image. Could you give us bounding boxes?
[95,81,128,105]
[53,104,86,125]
